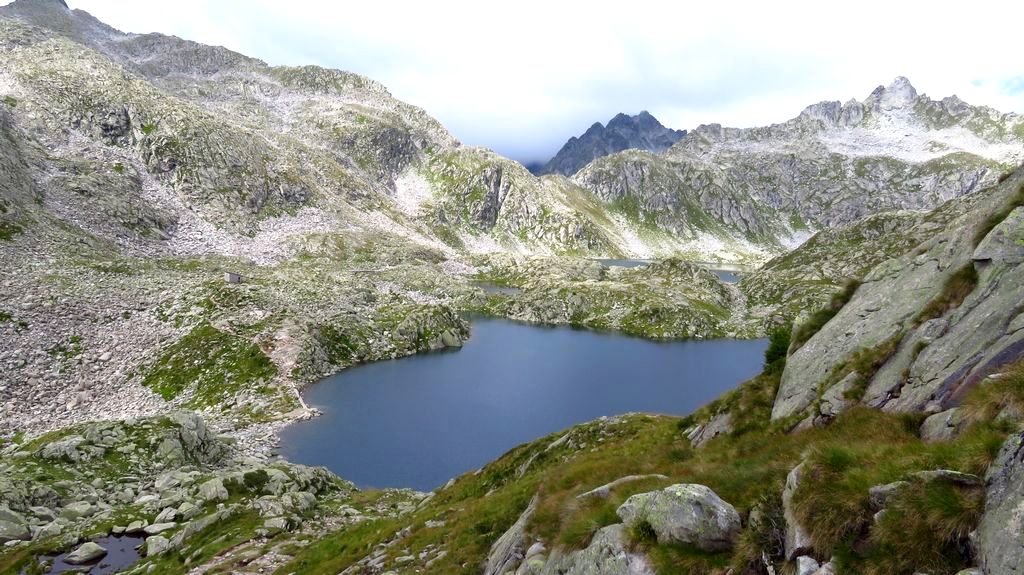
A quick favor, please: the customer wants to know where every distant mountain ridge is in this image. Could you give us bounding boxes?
[1,0,1022,268]
[532,111,686,176]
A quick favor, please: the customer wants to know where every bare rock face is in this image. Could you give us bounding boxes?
[976,431,1024,574]
[616,483,741,551]
[973,206,1024,265]
[773,170,1024,422]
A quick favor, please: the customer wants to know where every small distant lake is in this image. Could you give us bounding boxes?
[596,258,652,268]
[711,270,741,283]
[597,258,743,283]
[279,318,767,491]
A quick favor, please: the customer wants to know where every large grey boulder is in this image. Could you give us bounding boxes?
[197,477,228,502]
[59,501,96,520]
[64,541,107,564]
[782,462,814,560]
[616,483,740,551]
[920,408,966,442]
[39,436,85,462]
[976,431,1024,574]
[145,535,170,556]
[537,524,654,575]
[796,555,820,575]
[143,522,176,535]
[0,506,29,544]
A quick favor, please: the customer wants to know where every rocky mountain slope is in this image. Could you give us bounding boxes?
[531,111,687,177]
[0,0,766,263]
[573,77,1024,254]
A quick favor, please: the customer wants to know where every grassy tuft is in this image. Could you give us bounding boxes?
[837,332,905,403]
[915,264,978,324]
[973,181,1024,246]
[629,519,657,545]
[860,479,984,575]
[646,543,731,574]
[0,221,24,241]
[792,407,1007,561]
[732,491,785,571]
[963,359,1024,423]
[763,324,792,375]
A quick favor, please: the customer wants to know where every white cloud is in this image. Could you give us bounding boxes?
[6,0,1024,162]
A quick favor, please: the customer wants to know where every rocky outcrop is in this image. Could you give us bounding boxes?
[616,483,741,551]
[484,495,538,575]
[685,412,733,448]
[773,170,1024,422]
[782,462,813,561]
[537,524,655,575]
[472,255,748,339]
[535,111,686,177]
[577,475,669,501]
[976,431,1024,574]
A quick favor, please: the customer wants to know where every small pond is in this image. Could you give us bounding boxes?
[31,535,146,575]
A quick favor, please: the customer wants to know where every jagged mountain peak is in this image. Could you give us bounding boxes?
[533,111,687,176]
[866,76,919,110]
[9,0,69,9]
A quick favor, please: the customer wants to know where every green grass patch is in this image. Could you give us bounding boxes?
[645,543,731,573]
[915,264,978,324]
[0,221,24,241]
[861,479,984,575]
[792,409,1006,561]
[963,359,1024,423]
[140,322,277,408]
[763,324,791,375]
[2,95,16,107]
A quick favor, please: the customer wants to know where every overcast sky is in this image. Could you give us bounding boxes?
[10,0,1024,163]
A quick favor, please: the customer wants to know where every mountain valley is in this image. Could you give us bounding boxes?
[1,1,1024,574]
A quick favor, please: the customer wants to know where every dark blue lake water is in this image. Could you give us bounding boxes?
[278,318,766,491]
